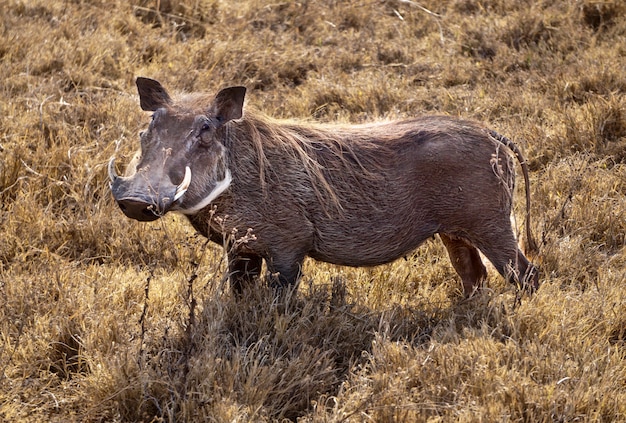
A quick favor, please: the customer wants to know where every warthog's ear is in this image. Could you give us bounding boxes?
[209,86,246,124]
[136,77,172,111]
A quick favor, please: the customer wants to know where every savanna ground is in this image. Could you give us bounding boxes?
[1,0,626,421]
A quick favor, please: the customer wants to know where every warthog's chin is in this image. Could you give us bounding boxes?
[176,169,232,215]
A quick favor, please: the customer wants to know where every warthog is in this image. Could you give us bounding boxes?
[109,77,539,295]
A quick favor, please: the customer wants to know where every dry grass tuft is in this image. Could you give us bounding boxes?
[1,0,625,421]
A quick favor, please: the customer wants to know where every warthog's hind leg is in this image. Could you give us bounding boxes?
[470,226,539,293]
[440,234,488,297]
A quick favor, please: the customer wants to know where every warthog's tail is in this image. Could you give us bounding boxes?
[487,129,538,255]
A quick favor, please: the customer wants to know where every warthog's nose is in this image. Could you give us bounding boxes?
[116,198,161,222]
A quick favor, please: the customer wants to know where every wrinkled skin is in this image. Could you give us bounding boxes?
[110,77,539,296]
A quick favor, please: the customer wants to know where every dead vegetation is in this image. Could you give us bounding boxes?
[1,0,625,421]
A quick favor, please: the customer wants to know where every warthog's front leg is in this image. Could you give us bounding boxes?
[228,252,263,295]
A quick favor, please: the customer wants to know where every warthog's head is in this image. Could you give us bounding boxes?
[109,78,245,221]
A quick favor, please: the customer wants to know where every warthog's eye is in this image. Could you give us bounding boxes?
[195,116,217,147]
[197,118,216,145]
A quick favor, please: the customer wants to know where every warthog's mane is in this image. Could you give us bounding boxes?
[226,109,416,213]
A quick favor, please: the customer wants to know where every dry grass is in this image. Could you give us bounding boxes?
[1,0,625,421]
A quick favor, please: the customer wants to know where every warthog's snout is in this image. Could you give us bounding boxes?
[108,157,191,222]
[115,197,161,221]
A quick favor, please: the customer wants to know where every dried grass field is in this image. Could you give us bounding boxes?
[1,0,626,421]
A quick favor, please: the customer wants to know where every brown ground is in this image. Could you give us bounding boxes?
[1,0,625,421]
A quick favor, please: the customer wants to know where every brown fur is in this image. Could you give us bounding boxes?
[110,79,539,296]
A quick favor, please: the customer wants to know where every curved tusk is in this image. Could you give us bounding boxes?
[108,157,118,183]
[174,166,192,201]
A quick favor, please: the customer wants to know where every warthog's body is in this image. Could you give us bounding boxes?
[110,78,539,295]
